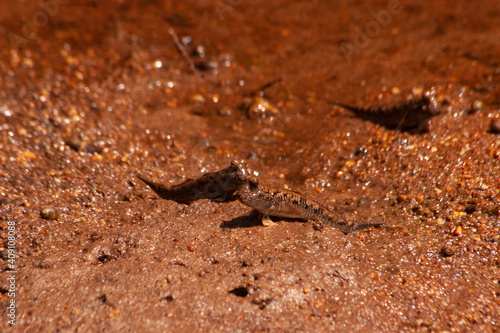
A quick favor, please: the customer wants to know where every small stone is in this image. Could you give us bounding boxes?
[40,206,59,220]
[188,244,195,252]
[452,225,463,236]
[344,160,356,167]
[191,94,205,104]
[23,151,37,159]
[180,36,192,46]
[355,147,368,156]
[450,211,466,220]
[471,100,485,113]
[247,97,279,121]
[488,119,500,134]
[218,107,233,117]
[440,243,455,257]
[195,60,218,72]
[108,309,120,318]
[66,137,82,152]
[397,194,408,203]
[84,141,104,154]
[465,203,477,214]
[22,57,34,68]
[415,193,425,204]
[412,87,424,95]
[18,127,27,136]
[193,45,206,58]
[419,319,432,327]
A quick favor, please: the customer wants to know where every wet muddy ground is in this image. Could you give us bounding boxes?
[1,0,499,331]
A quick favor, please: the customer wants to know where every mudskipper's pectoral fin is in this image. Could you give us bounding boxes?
[259,213,277,227]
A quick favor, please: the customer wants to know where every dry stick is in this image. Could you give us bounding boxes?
[251,77,283,96]
[168,27,199,77]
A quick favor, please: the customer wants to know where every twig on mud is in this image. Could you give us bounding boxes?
[253,77,283,96]
[168,27,199,78]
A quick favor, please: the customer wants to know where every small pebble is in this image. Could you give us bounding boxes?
[355,147,368,156]
[180,36,192,46]
[414,193,425,204]
[397,194,408,203]
[98,294,108,303]
[193,45,206,58]
[191,94,205,104]
[66,137,82,152]
[40,206,59,220]
[218,106,233,117]
[452,225,463,236]
[247,97,279,120]
[471,100,485,113]
[440,243,455,257]
[488,119,500,134]
[195,60,218,72]
[108,309,120,318]
[465,203,477,214]
[84,141,104,154]
[22,151,36,159]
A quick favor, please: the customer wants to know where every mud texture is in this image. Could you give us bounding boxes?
[1,0,500,332]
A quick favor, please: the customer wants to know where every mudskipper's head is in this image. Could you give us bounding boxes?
[234,177,261,207]
[229,159,251,185]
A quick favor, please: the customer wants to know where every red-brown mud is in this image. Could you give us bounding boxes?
[1,1,499,331]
